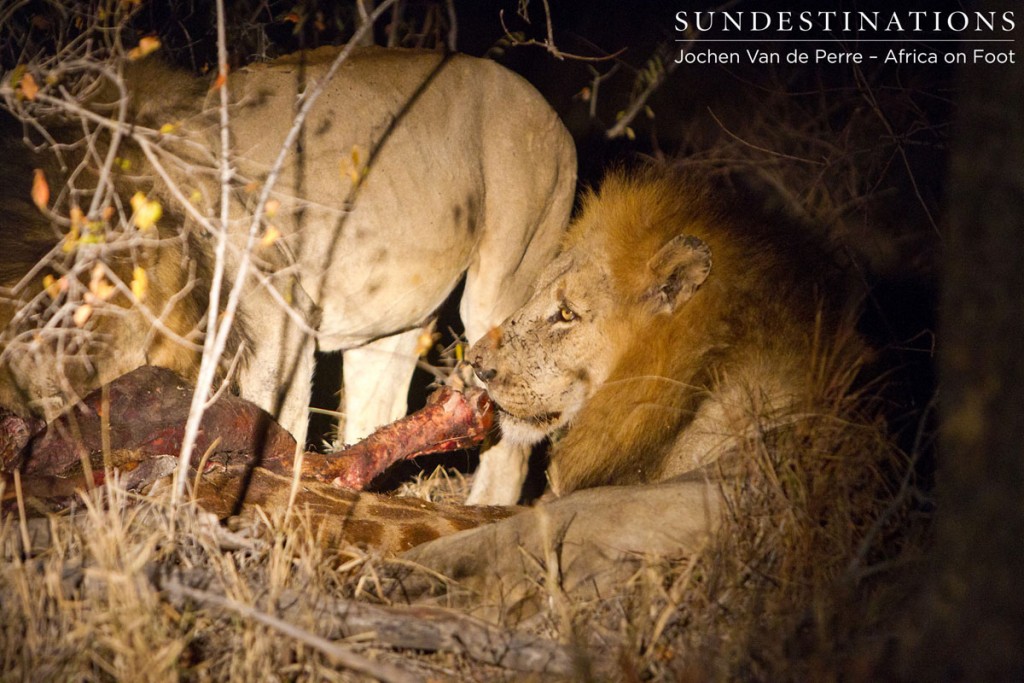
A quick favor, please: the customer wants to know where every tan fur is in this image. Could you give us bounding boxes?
[470,165,859,495]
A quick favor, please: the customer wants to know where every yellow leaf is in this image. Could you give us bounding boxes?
[127,36,161,61]
[414,330,437,357]
[189,190,203,204]
[73,303,93,328]
[81,221,106,244]
[62,222,79,253]
[260,225,281,248]
[264,198,280,217]
[159,123,176,135]
[19,72,39,101]
[31,168,49,210]
[42,274,60,299]
[131,267,148,301]
[70,206,84,230]
[131,192,162,229]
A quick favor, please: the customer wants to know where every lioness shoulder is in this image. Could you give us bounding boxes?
[470,165,860,495]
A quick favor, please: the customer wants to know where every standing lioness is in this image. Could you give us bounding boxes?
[1,47,576,502]
[469,165,859,502]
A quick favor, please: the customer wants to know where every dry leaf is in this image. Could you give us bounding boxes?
[131,267,148,301]
[128,36,161,61]
[62,222,79,253]
[414,320,439,357]
[73,303,93,328]
[260,225,281,248]
[89,264,116,301]
[31,168,49,210]
[130,192,162,229]
[42,274,62,299]
[80,222,105,245]
[19,73,39,101]
[415,330,439,358]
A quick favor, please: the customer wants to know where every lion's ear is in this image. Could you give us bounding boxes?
[644,235,712,313]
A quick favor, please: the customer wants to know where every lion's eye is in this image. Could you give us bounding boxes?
[558,304,578,322]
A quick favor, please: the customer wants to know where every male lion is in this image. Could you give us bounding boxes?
[468,165,859,501]
[391,166,863,620]
[1,47,575,503]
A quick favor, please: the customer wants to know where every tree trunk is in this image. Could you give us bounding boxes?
[912,8,1024,679]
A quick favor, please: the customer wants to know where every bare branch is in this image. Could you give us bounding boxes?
[162,578,420,683]
[498,0,625,63]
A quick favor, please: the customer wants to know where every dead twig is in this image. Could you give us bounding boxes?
[499,0,624,63]
[162,569,576,675]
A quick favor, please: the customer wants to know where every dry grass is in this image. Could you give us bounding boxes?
[2,343,924,682]
[1,479,425,682]
[505,346,925,681]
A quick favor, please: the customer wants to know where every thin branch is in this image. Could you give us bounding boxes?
[498,0,624,63]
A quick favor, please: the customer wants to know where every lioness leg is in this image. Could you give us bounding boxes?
[341,327,423,444]
[236,282,316,447]
[464,440,531,505]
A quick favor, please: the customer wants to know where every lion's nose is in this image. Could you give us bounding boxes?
[469,353,497,383]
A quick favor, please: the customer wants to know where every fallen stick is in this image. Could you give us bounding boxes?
[162,567,575,676]
[162,576,420,683]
